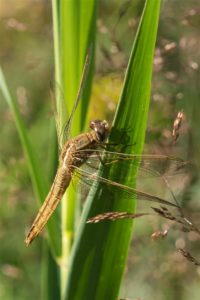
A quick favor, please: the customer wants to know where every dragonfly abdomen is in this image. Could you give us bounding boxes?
[25,165,71,246]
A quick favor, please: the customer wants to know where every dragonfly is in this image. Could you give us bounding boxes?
[25,52,185,246]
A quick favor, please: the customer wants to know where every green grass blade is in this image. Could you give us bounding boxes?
[60,0,96,135]
[52,0,67,133]
[40,123,61,299]
[41,241,61,300]
[0,68,61,258]
[52,0,97,295]
[64,1,161,299]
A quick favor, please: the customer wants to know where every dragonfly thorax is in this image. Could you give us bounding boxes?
[90,120,109,143]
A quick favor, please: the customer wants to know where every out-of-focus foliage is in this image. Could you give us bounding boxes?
[0,0,200,299]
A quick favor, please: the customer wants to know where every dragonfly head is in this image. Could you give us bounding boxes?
[90,120,109,142]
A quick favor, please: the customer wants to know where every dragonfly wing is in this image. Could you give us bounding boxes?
[75,149,188,178]
[63,47,92,141]
[54,47,93,149]
[73,166,181,209]
[74,149,188,207]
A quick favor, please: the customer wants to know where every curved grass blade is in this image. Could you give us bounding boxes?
[52,0,97,295]
[41,241,61,300]
[60,0,96,135]
[65,1,161,299]
[0,68,61,258]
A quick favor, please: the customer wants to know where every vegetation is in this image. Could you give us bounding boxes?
[0,0,200,299]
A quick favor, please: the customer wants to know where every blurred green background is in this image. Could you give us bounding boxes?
[0,0,200,299]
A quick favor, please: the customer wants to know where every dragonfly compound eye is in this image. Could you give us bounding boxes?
[90,119,109,142]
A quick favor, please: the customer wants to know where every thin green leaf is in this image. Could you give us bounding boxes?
[60,0,96,135]
[0,68,61,258]
[41,241,61,300]
[52,0,97,295]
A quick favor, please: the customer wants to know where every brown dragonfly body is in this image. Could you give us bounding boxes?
[25,120,109,246]
[25,52,184,247]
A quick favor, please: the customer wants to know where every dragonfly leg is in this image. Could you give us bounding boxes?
[90,149,116,166]
[93,150,123,166]
[94,150,105,165]
[100,141,136,152]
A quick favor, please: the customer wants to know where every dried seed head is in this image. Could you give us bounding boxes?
[87,212,149,223]
[151,229,168,240]
[172,110,184,143]
[178,248,200,266]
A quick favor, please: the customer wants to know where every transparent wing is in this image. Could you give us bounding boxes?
[72,150,198,235]
[73,165,180,208]
[74,156,198,234]
[71,149,188,214]
[73,149,188,179]
[61,47,93,145]
[54,46,93,149]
